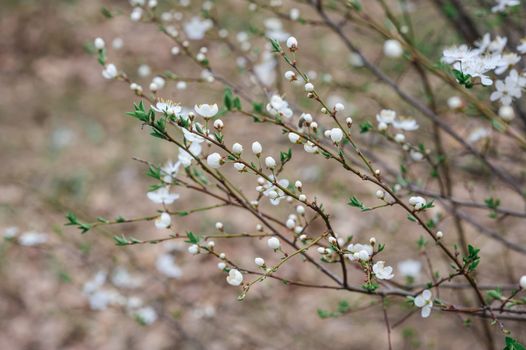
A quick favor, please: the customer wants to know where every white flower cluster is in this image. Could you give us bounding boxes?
[442,33,526,111]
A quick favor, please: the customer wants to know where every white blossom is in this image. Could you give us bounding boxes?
[232,143,243,154]
[288,132,300,143]
[265,156,276,169]
[409,196,426,210]
[255,257,265,266]
[376,109,396,124]
[226,269,243,286]
[207,152,222,168]
[266,95,293,118]
[102,64,118,79]
[414,290,433,318]
[329,128,344,143]
[372,261,394,280]
[147,187,180,205]
[304,82,314,92]
[286,36,298,50]
[490,70,525,105]
[347,243,373,261]
[267,236,281,250]
[252,141,262,155]
[195,103,219,118]
[188,244,199,255]
[152,100,182,115]
[154,212,171,229]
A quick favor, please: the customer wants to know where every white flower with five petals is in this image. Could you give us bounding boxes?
[414,290,433,318]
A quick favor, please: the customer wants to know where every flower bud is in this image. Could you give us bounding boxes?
[330,128,344,143]
[304,82,314,92]
[286,36,298,50]
[267,237,281,250]
[265,156,276,169]
[255,257,265,267]
[232,142,243,154]
[284,70,296,81]
[288,132,300,143]
[394,133,406,143]
[383,39,403,58]
[207,153,222,168]
[499,105,515,121]
[213,119,224,130]
[215,222,224,231]
[334,103,345,112]
[252,141,262,155]
[94,37,105,50]
[188,244,199,255]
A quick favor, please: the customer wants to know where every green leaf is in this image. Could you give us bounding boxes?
[348,196,369,211]
[100,7,113,18]
[65,212,92,234]
[113,235,130,246]
[269,38,282,53]
[360,121,373,133]
[280,148,292,164]
[252,102,264,114]
[504,337,526,350]
[223,88,234,111]
[185,231,200,244]
[146,165,162,180]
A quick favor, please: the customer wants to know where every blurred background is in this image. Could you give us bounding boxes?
[1,0,525,349]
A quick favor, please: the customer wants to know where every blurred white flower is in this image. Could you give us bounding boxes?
[492,0,520,12]
[111,267,142,289]
[398,259,422,279]
[102,64,118,79]
[19,231,48,246]
[184,17,213,40]
[376,109,396,124]
[156,253,183,278]
[133,306,158,325]
[147,187,180,205]
[467,128,491,144]
[3,226,18,239]
[383,39,403,58]
[266,95,293,118]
